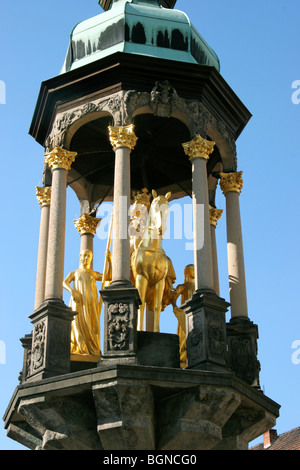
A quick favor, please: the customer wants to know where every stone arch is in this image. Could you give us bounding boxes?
[207,124,237,172]
[64,110,114,149]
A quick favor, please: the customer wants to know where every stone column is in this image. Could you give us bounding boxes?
[181,136,229,372]
[34,186,51,310]
[99,126,141,365]
[44,147,77,301]
[219,171,248,319]
[74,213,102,268]
[209,206,223,297]
[28,147,77,382]
[219,171,261,387]
[108,125,137,284]
[182,135,215,293]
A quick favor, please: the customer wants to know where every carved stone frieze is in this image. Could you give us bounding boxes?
[107,303,130,351]
[31,320,46,372]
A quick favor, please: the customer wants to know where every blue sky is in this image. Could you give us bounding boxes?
[0,0,299,450]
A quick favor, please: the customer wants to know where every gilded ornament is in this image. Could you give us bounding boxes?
[74,213,102,236]
[108,124,138,151]
[44,146,77,171]
[219,171,243,194]
[132,187,151,210]
[182,134,215,161]
[209,206,223,227]
[36,186,51,207]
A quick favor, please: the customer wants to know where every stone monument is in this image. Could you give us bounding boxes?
[3,0,280,450]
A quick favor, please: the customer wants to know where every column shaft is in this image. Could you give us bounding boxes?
[210,225,220,296]
[34,186,51,309]
[209,206,223,297]
[108,125,137,284]
[35,203,50,308]
[44,147,77,301]
[192,157,214,291]
[225,191,248,318]
[44,167,68,300]
[220,172,248,319]
[74,213,102,270]
[183,135,215,293]
[112,146,131,282]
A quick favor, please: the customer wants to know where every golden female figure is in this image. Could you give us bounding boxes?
[63,249,102,358]
[171,264,195,368]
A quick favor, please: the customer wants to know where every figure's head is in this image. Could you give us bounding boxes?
[150,190,171,237]
[184,264,195,281]
[79,249,93,268]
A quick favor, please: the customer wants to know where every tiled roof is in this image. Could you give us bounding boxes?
[251,427,300,450]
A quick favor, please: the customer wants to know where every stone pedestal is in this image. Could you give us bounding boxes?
[19,333,32,384]
[99,281,141,365]
[28,300,75,382]
[226,317,261,387]
[182,291,230,372]
[3,364,280,451]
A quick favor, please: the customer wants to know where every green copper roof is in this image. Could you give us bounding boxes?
[61,0,220,74]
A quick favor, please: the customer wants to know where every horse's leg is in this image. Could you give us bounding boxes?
[136,274,147,331]
[153,279,165,332]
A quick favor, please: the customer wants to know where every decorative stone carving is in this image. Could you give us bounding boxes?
[107,303,130,351]
[31,321,46,372]
[28,300,75,381]
[207,114,237,170]
[45,84,211,150]
[150,80,179,117]
[183,293,229,371]
[19,334,33,384]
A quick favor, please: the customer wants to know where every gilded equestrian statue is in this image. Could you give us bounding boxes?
[131,189,174,332]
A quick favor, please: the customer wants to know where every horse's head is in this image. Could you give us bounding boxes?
[150,190,172,238]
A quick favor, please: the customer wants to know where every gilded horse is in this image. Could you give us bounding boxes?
[131,190,173,332]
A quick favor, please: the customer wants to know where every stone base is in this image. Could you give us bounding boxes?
[27,300,75,382]
[137,331,180,368]
[182,290,230,372]
[226,317,261,387]
[3,364,280,451]
[100,281,141,361]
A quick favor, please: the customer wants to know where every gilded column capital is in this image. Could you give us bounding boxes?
[209,206,223,227]
[219,171,243,195]
[36,186,51,207]
[44,146,77,171]
[108,124,138,151]
[74,213,102,236]
[182,134,215,161]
